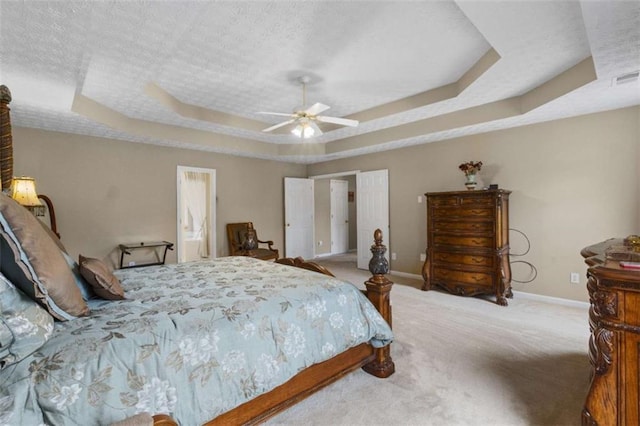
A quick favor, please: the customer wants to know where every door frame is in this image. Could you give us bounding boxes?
[310,171,360,259]
[176,166,217,263]
[330,179,349,255]
[309,169,389,267]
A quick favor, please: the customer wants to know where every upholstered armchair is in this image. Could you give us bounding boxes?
[226,222,279,261]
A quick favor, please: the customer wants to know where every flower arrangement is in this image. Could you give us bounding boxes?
[458,161,483,176]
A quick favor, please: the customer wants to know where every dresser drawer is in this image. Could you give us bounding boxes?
[433,267,493,287]
[431,207,494,218]
[429,196,460,207]
[429,194,496,207]
[459,196,495,206]
[433,235,493,248]
[432,220,493,234]
[432,252,494,268]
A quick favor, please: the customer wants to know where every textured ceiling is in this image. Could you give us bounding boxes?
[1,1,639,164]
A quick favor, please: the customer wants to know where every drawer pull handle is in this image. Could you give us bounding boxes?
[471,258,484,264]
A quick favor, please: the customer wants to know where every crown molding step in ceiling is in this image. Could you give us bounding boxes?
[1,1,638,164]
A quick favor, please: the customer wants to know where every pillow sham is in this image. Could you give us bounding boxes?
[37,217,66,254]
[78,255,125,300]
[0,193,88,320]
[35,216,94,301]
[0,272,54,369]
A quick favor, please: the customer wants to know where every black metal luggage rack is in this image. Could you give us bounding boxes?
[118,241,174,269]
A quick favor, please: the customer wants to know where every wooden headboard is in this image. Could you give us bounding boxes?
[0,85,14,192]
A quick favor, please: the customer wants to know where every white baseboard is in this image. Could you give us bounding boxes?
[390,270,423,280]
[313,253,334,258]
[512,290,589,309]
[387,271,589,308]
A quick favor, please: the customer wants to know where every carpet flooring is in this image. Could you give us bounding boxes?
[266,253,591,426]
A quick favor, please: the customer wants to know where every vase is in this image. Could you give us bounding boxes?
[464,173,477,190]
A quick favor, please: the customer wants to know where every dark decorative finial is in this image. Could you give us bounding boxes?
[0,86,11,104]
[369,228,389,276]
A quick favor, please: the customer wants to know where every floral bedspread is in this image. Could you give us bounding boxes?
[0,257,393,425]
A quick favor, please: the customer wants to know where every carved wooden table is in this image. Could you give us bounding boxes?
[581,238,640,425]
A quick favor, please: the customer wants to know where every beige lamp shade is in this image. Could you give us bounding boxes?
[10,177,45,216]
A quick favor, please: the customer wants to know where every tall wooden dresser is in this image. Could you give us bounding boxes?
[421,189,512,305]
[581,238,640,426]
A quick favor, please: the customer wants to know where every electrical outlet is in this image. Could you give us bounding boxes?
[420,253,426,262]
[128,261,136,267]
[570,272,580,284]
[391,252,397,260]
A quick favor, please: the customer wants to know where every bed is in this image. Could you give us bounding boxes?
[0,186,394,425]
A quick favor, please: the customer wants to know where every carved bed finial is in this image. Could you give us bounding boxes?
[369,228,389,276]
[0,85,12,104]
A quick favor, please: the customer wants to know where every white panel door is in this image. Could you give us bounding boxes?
[284,177,315,259]
[357,170,389,270]
[330,180,349,254]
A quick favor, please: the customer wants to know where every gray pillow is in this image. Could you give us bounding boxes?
[0,193,89,320]
[0,272,54,369]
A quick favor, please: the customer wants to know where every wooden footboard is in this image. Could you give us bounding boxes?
[158,229,394,426]
[208,343,375,425]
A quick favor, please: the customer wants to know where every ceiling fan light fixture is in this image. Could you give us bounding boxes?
[291,122,315,139]
[259,75,357,138]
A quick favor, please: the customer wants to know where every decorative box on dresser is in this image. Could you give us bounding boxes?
[581,238,640,426]
[421,189,512,306]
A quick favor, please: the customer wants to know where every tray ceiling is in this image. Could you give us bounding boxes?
[1,1,639,164]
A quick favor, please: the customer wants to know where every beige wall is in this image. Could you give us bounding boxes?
[12,106,639,302]
[308,106,640,302]
[13,127,306,267]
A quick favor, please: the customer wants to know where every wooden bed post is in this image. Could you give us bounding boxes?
[0,85,13,192]
[362,229,395,378]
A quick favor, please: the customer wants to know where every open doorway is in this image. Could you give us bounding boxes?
[307,169,388,270]
[176,166,216,263]
[312,176,356,258]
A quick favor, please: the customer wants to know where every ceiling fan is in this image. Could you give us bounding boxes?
[258,76,359,139]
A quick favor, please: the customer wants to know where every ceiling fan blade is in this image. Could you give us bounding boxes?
[316,116,359,127]
[262,119,296,133]
[304,102,331,116]
[258,111,297,118]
